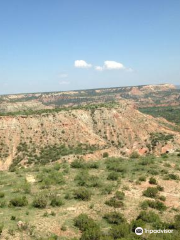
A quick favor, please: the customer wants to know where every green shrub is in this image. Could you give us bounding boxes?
[139,157,155,166]
[104,212,125,224]
[107,172,119,181]
[148,169,159,175]
[131,219,145,232]
[71,159,86,169]
[105,197,124,208]
[80,226,101,240]
[140,201,149,210]
[142,200,167,211]
[32,194,47,208]
[115,191,125,200]
[87,162,99,169]
[159,195,166,201]
[75,171,89,186]
[11,216,16,221]
[139,176,146,182]
[143,187,158,198]
[74,188,91,201]
[110,223,130,239]
[101,184,114,195]
[149,177,157,185]
[103,152,109,158]
[157,185,164,191]
[38,170,65,188]
[168,174,179,180]
[130,152,139,159]
[50,196,63,207]
[137,211,160,223]
[0,192,4,198]
[61,225,67,231]
[9,196,28,207]
[75,171,101,188]
[53,163,61,171]
[74,214,98,232]
[105,158,126,173]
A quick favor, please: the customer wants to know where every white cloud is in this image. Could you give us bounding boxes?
[58,73,68,78]
[59,81,70,85]
[74,60,92,68]
[95,66,103,71]
[95,60,131,71]
[104,61,125,70]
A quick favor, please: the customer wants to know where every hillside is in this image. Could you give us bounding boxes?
[0,84,179,114]
[0,100,180,170]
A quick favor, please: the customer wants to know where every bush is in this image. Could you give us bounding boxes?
[130,152,139,159]
[80,226,101,240]
[104,212,125,224]
[74,214,98,232]
[32,194,47,208]
[141,200,167,211]
[110,223,130,239]
[61,225,67,231]
[105,197,124,208]
[71,159,86,169]
[168,174,179,180]
[137,211,160,223]
[143,187,158,198]
[87,162,99,169]
[103,152,109,158]
[38,170,65,188]
[148,169,159,175]
[105,158,126,173]
[140,201,149,210]
[9,196,28,207]
[107,172,119,181]
[75,171,89,186]
[50,196,63,207]
[149,177,157,185]
[115,191,125,200]
[139,176,146,182]
[75,171,101,188]
[159,195,166,202]
[0,192,4,198]
[53,163,61,171]
[131,219,145,232]
[74,188,91,201]
[11,216,16,221]
[157,185,164,191]
[101,184,114,195]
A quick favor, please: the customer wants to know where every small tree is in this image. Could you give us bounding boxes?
[74,188,91,201]
[149,177,157,185]
[32,194,47,208]
[143,187,158,198]
[104,212,125,224]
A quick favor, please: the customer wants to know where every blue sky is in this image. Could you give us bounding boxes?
[0,0,180,94]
